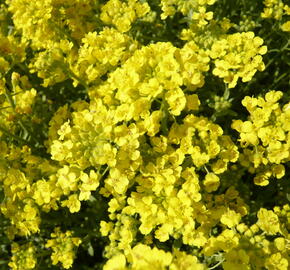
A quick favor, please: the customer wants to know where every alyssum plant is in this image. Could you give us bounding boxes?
[0,0,289,269]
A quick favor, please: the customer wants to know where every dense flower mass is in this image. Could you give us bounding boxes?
[0,0,289,269]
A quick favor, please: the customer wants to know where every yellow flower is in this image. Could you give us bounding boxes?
[186,94,200,111]
[45,228,81,269]
[165,88,187,116]
[171,249,205,270]
[61,194,81,213]
[265,90,283,103]
[265,252,288,270]
[257,208,281,235]
[78,170,100,201]
[143,110,163,136]
[192,6,213,27]
[220,209,242,228]
[106,168,130,195]
[100,221,114,237]
[274,237,286,251]
[155,223,174,242]
[103,254,127,270]
[281,21,290,32]
[204,173,220,192]
[271,164,285,179]
[32,180,52,205]
[130,244,173,269]
[223,249,250,270]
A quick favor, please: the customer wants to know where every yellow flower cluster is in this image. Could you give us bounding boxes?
[14,89,37,115]
[281,4,290,31]
[45,227,82,269]
[0,144,59,239]
[0,73,37,143]
[96,113,245,263]
[46,104,71,151]
[232,91,290,185]
[210,32,267,88]
[104,244,205,270]
[90,41,209,114]
[261,0,290,31]
[50,101,119,169]
[32,165,101,213]
[232,204,290,270]
[261,0,287,20]
[0,31,26,75]
[100,0,150,33]
[72,28,138,85]
[223,249,250,270]
[103,244,205,270]
[160,0,216,21]
[10,73,37,114]
[1,168,41,238]
[8,243,36,270]
[29,40,74,87]
[7,0,96,49]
